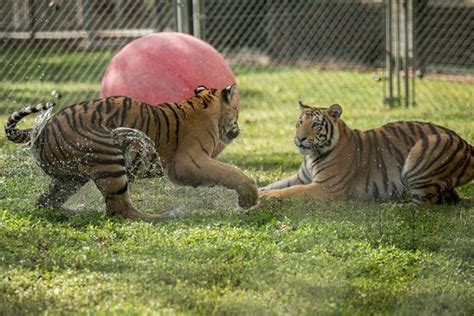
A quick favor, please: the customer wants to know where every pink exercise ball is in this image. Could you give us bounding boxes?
[100,32,238,157]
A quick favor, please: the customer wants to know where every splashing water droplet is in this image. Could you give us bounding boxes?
[51,90,61,99]
[111,127,164,179]
[30,104,53,152]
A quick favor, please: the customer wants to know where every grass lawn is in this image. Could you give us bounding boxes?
[0,49,473,315]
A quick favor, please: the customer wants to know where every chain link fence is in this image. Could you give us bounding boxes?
[0,0,472,122]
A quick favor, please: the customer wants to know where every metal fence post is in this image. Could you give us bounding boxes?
[176,0,204,38]
[384,0,394,107]
[411,0,416,106]
[176,0,193,34]
[192,0,204,39]
[385,0,415,107]
[82,0,94,47]
[13,0,31,33]
[403,0,409,107]
[395,0,401,104]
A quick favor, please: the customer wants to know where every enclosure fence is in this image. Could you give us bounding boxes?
[0,0,472,115]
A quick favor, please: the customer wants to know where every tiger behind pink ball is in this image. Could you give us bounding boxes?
[100,32,238,156]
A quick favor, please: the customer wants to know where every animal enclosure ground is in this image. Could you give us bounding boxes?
[0,50,473,315]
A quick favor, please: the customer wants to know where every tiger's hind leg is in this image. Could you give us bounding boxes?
[410,187,461,205]
[36,176,88,211]
[92,166,174,220]
[94,129,171,220]
[437,189,461,204]
[402,135,471,205]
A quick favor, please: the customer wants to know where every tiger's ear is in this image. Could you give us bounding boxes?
[328,104,343,119]
[298,100,311,112]
[194,85,208,95]
[222,83,238,103]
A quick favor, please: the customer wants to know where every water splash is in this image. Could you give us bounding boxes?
[62,176,240,216]
[51,90,61,99]
[133,177,240,216]
[111,127,164,180]
[4,146,42,178]
[29,103,53,150]
[110,128,240,215]
[14,108,240,216]
[63,181,105,213]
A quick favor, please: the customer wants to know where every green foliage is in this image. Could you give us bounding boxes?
[0,51,473,315]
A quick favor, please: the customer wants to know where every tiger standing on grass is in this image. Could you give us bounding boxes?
[5,84,258,220]
[260,101,473,204]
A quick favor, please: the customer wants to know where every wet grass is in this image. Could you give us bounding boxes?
[0,49,473,315]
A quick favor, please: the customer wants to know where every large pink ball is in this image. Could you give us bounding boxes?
[100,32,238,156]
[100,32,237,105]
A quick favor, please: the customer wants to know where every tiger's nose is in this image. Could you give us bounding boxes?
[296,136,307,143]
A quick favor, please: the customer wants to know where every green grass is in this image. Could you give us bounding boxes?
[0,49,473,315]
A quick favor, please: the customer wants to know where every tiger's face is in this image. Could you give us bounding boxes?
[218,84,240,144]
[194,84,240,144]
[294,101,343,157]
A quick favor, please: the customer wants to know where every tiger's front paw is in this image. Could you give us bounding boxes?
[238,186,259,209]
[258,186,271,193]
[259,190,285,200]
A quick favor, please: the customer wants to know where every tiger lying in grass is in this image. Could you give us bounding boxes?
[5,84,258,219]
[260,101,473,204]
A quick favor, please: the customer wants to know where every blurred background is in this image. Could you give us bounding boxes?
[0,0,472,110]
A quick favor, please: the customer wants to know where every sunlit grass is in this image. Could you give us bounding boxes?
[0,55,473,314]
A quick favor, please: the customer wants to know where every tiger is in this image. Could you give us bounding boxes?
[5,84,258,219]
[260,101,473,204]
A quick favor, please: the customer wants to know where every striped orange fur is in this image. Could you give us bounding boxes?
[260,101,473,204]
[5,84,258,219]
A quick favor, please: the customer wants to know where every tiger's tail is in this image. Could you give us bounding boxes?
[4,102,55,143]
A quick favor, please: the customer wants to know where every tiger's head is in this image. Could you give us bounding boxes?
[294,101,343,157]
[194,84,240,144]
